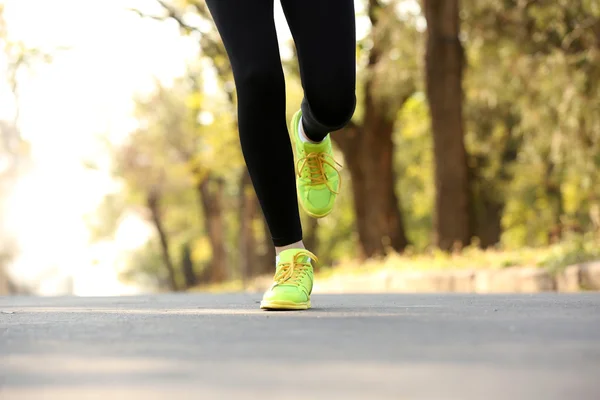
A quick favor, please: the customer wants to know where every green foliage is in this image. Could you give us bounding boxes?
[461,0,600,247]
[118,239,169,289]
[539,233,600,274]
[315,233,600,277]
[92,65,244,288]
[86,193,127,242]
[395,93,434,250]
[367,1,423,112]
[92,0,599,290]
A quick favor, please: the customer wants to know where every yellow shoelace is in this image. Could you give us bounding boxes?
[274,250,318,285]
[296,152,342,194]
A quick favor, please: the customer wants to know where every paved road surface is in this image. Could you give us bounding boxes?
[2,293,600,400]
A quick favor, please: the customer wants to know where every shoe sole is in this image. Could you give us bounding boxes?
[302,207,332,219]
[260,300,311,310]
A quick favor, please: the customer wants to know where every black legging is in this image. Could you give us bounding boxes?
[206,0,356,247]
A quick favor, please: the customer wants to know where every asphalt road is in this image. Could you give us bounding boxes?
[1,293,600,400]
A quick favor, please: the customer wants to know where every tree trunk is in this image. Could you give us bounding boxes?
[256,216,276,276]
[303,217,320,256]
[147,190,178,291]
[330,0,410,259]
[198,175,228,283]
[469,178,504,248]
[424,0,471,251]
[469,119,521,248]
[544,161,564,243]
[181,242,197,289]
[334,116,408,258]
[237,169,276,278]
[238,170,258,282]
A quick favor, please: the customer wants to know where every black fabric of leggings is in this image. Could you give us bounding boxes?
[205,0,356,246]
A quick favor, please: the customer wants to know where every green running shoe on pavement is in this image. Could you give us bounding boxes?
[260,249,317,310]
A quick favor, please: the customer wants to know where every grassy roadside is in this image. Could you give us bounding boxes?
[190,234,600,293]
[318,234,600,277]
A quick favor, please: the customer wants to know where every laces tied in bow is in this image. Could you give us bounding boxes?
[274,250,318,285]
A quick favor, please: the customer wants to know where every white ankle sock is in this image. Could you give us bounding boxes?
[298,117,322,144]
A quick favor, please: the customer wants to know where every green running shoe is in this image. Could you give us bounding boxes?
[260,249,317,310]
[291,110,342,218]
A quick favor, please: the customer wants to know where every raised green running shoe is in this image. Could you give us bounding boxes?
[291,110,341,218]
[260,249,317,310]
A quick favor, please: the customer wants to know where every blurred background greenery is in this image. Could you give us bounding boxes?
[1,0,599,294]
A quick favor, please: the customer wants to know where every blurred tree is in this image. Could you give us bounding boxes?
[148,0,420,259]
[333,0,422,258]
[423,0,471,251]
[138,75,234,285]
[89,0,600,293]
[180,242,197,287]
[113,127,184,291]
[394,93,434,250]
[91,70,238,289]
[146,185,179,290]
[461,0,600,246]
[137,0,277,276]
[119,238,173,290]
[238,170,257,281]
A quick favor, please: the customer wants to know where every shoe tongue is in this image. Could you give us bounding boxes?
[303,142,324,152]
[302,137,329,153]
[277,249,311,265]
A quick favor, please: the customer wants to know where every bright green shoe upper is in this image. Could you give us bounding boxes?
[261,249,316,307]
[291,110,341,218]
